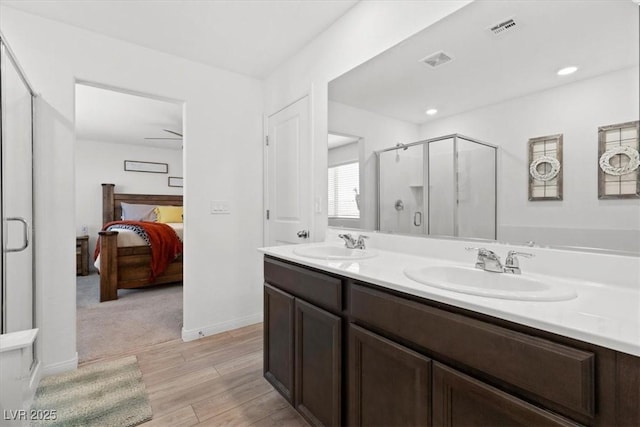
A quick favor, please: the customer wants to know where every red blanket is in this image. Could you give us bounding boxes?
[94,221,183,282]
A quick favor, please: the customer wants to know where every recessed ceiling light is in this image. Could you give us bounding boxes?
[557,66,578,76]
[425,109,438,115]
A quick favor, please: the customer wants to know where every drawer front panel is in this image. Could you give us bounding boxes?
[264,257,342,313]
[433,363,582,427]
[350,284,595,417]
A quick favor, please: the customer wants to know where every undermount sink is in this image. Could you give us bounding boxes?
[293,245,377,260]
[403,265,577,301]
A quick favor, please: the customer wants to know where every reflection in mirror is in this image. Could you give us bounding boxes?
[328,0,639,254]
[328,133,361,229]
[377,135,496,240]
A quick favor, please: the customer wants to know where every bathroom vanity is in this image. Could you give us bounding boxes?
[260,244,640,427]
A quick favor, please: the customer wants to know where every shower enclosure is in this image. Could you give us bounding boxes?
[377,134,497,239]
[1,33,38,411]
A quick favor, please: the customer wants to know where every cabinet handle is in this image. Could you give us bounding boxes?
[297,230,309,239]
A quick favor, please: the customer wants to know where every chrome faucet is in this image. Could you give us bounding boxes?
[466,247,534,274]
[338,233,368,249]
[466,247,504,273]
[503,251,534,274]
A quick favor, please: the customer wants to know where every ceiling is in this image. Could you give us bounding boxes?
[75,84,183,150]
[329,1,639,125]
[328,133,359,149]
[1,0,358,78]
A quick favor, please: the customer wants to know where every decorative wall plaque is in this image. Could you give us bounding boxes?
[124,160,168,174]
[528,134,563,201]
[598,121,640,199]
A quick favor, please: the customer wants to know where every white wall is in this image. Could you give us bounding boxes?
[418,67,640,252]
[264,0,473,239]
[1,6,264,373]
[327,141,358,167]
[75,140,183,255]
[329,101,421,230]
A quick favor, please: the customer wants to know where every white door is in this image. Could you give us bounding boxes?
[265,97,312,246]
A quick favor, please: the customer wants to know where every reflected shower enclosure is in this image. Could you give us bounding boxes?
[377,134,497,239]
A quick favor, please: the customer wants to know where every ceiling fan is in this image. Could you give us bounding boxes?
[144,129,183,140]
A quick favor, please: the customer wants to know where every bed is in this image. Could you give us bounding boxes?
[97,183,183,302]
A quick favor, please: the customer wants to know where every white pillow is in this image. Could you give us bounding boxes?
[120,202,158,222]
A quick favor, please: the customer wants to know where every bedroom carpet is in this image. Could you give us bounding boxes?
[31,356,152,427]
[77,273,182,363]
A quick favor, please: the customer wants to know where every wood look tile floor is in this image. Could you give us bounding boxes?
[80,323,309,426]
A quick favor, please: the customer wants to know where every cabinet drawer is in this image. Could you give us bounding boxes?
[350,284,595,417]
[264,257,342,313]
[433,362,582,427]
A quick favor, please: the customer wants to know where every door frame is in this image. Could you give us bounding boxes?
[263,89,314,246]
[0,31,37,336]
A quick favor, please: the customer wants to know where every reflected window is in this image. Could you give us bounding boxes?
[328,162,360,218]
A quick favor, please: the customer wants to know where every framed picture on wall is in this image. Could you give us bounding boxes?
[124,160,168,174]
[528,134,563,201]
[168,176,183,187]
[597,121,640,199]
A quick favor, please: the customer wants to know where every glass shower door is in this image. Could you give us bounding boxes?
[427,138,455,236]
[378,144,425,234]
[456,137,496,239]
[1,39,35,342]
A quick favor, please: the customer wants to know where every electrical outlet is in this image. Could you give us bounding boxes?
[81,225,89,236]
[210,200,231,214]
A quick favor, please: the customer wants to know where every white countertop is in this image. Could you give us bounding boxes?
[259,242,640,357]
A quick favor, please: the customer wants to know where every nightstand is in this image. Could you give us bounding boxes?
[76,235,89,276]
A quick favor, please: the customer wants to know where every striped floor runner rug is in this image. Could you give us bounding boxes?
[30,356,152,426]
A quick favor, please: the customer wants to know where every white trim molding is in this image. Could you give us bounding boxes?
[42,352,78,376]
[181,312,263,342]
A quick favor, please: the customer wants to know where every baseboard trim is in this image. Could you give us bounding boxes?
[182,312,263,342]
[42,352,78,376]
[25,359,42,409]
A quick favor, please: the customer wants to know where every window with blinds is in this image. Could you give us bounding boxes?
[328,162,360,218]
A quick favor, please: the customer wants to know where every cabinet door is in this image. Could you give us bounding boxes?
[264,283,295,403]
[432,363,580,427]
[295,299,342,426]
[349,324,432,427]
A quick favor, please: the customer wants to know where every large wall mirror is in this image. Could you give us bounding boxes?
[328,0,639,254]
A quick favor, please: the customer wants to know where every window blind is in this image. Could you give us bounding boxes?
[328,162,360,218]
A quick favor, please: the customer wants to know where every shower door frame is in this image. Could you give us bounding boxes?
[375,133,498,239]
[0,31,38,350]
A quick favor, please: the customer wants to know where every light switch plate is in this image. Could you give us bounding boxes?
[210,200,231,214]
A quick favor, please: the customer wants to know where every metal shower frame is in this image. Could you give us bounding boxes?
[375,133,498,238]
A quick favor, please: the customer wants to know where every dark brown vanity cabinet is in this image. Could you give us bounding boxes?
[264,283,295,402]
[263,256,640,427]
[349,324,432,426]
[295,299,342,426]
[432,363,579,427]
[264,258,342,426]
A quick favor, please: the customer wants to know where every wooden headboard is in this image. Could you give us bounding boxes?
[102,183,183,225]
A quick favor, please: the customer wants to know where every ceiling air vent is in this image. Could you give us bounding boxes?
[488,17,517,36]
[420,51,453,68]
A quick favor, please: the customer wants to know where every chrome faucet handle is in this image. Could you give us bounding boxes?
[355,235,368,250]
[465,247,503,272]
[338,233,357,249]
[504,251,534,274]
[465,247,497,258]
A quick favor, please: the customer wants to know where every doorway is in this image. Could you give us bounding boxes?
[74,82,185,363]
